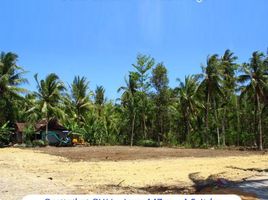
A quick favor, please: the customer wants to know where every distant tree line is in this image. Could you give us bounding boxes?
[0,50,267,149]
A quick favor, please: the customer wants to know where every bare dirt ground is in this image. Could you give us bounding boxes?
[37,146,264,161]
[0,146,267,200]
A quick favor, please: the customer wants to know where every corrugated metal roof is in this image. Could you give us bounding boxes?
[15,118,67,133]
[35,118,67,131]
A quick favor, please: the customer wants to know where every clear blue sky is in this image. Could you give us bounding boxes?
[1,0,267,99]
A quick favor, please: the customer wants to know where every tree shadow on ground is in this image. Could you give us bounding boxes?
[189,171,268,200]
[102,172,232,194]
[135,185,192,194]
[102,183,193,194]
[101,170,267,199]
[226,166,268,173]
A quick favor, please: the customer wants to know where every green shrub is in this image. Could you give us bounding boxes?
[23,125,35,142]
[137,139,159,147]
[0,122,12,146]
[25,140,33,147]
[32,140,46,147]
[165,131,178,146]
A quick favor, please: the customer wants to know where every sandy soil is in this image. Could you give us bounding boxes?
[0,147,267,200]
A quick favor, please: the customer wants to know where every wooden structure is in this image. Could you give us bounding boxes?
[14,123,26,144]
[35,118,70,145]
[13,119,70,145]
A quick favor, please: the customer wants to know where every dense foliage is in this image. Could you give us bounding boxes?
[0,50,267,149]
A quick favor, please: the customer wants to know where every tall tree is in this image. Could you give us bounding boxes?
[94,85,105,116]
[118,72,139,146]
[199,54,222,146]
[151,63,169,143]
[18,93,40,123]
[219,49,238,145]
[34,73,65,140]
[132,54,155,139]
[177,75,203,144]
[0,52,27,124]
[68,76,91,126]
[238,51,268,150]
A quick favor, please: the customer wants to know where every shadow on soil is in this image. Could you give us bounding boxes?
[102,184,193,194]
[102,170,268,199]
[226,166,268,173]
[189,170,268,200]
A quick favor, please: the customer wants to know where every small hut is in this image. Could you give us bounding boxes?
[14,123,26,144]
[35,118,70,145]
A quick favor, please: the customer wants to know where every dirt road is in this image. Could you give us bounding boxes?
[0,147,267,200]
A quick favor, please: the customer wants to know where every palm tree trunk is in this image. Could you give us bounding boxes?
[256,94,263,150]
[205,92,210,145]
[157,111,164,146]
[160,114,163,144]
[221,106,226,146]
[235,97,241,146]
[186,109,191,143]
[45,115,49,144]
[130,113,136,146]
[143,112,147,139]
[253,93,258,147]
[213,98,220,146]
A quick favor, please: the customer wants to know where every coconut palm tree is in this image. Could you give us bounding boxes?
[177,75,203,142]
[18,93,40,123]
[238,51,268,150]
[94,85,105,116]
[95,86,105,105]
[0,52,27,124]
[68,76,91,126]
[118,72,138,146]
[34,73,65,141]
[219,49,238,145]
[199,54,222,146]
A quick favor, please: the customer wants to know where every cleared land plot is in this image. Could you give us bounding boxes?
[37,146,264,161]
[0,147,267,200]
